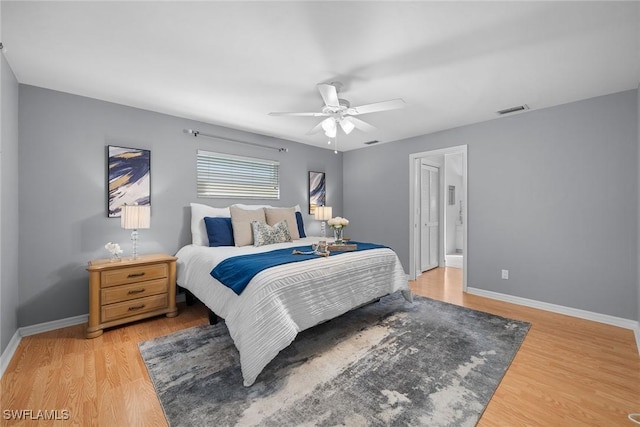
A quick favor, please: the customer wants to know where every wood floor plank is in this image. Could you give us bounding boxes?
[1,268,638,426]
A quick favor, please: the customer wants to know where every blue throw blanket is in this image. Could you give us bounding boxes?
[211,241,386,295]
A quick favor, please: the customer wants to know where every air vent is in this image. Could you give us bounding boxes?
[497,104,529,115]
[364,140,380,145]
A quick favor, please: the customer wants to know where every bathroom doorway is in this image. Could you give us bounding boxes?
[409,145,467,290]
[444,152,464,269]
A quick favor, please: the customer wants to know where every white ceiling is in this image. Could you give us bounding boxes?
[2,1,639,151]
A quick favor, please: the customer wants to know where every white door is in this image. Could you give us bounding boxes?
[420,164,439,271]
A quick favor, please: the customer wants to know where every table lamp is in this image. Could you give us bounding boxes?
[314,206,332,238]
[121,204,150,260]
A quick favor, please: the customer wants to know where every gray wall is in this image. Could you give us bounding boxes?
[9,84,640,329]
[344,90,638,320]
[17,85,343,327]
[1,53,20,353]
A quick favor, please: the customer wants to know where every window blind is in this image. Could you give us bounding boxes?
[197,150,280,199]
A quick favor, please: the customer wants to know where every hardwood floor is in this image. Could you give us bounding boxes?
[412,268,640,426]
[1,267,638,426]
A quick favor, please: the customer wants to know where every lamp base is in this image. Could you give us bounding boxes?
[130,229,140,260]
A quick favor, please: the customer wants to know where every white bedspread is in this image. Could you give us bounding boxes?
[175,237,412,386]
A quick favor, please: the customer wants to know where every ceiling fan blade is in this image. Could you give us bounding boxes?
[317,83,340,108]
[347,116,377,133]
[269,111,329,117]
[348,98,406,115]
[306,121,325,135]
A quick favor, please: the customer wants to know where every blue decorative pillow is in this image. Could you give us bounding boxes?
[251,220,292,247]
[204,217,235,247]
[295,211,306,238]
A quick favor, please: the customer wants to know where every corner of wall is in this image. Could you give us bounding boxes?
[0,330,20,379]
[0,50,20,355]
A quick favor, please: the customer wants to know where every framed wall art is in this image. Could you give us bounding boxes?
[107,145,151,217]
[308,171,326,214]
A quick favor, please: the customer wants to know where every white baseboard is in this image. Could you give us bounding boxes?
[467,287,640,355]
[0,314,88,380]
[0,292,188,380]
[0,329,22,379]
[20,314,89,337]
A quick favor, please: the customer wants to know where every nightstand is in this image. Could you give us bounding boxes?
[86,253,178,338]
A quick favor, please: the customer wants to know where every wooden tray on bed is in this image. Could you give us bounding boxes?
[328,243,357,252]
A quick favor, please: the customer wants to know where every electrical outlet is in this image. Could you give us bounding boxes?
[501,269,509,280]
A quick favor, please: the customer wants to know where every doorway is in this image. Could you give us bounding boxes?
[409,145,468,290]
[444,153,464,269]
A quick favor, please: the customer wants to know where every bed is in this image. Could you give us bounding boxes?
[175,203,412,386]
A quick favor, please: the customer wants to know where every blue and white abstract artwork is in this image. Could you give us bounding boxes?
[108,145,151,217]
[309,171,326,214]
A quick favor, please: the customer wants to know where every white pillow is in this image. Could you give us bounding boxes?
[190,203,231,246]
[231,204,272,210]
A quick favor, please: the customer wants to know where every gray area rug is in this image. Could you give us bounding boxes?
[139,294,530,427]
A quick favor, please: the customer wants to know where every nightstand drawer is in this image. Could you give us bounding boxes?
[101,278,168,305]
[101,263,168,287]
[101,293,168,323]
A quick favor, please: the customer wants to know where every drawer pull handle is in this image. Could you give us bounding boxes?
[127,288,145,295]
[128,304,146,311]
[127,272,146,278]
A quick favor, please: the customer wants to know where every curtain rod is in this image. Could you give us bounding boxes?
[183,129,288,153]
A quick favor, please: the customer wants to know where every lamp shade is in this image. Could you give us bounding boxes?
[121,205,150,230]
[314,206,332,221]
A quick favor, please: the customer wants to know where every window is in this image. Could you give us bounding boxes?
[197,150,280,199]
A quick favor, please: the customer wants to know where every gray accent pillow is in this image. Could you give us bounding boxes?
[230,206,266,246]
[251,220,292,247]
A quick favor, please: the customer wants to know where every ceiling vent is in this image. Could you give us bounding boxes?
[497,104,529,115]
[364,140,380,145]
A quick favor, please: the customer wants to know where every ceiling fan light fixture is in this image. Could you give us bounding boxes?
[269,82,404,141]
[322,118,337,138]
[321,117,334,132]
[340,118,355,135]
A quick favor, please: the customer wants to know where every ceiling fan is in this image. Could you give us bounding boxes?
[268,82,406,138]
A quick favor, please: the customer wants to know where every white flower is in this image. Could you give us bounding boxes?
[105,242,123,256]
[327,216,349,229]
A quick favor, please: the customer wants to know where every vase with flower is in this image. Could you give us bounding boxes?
[327,216,349,245]
[105,242,123,262]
